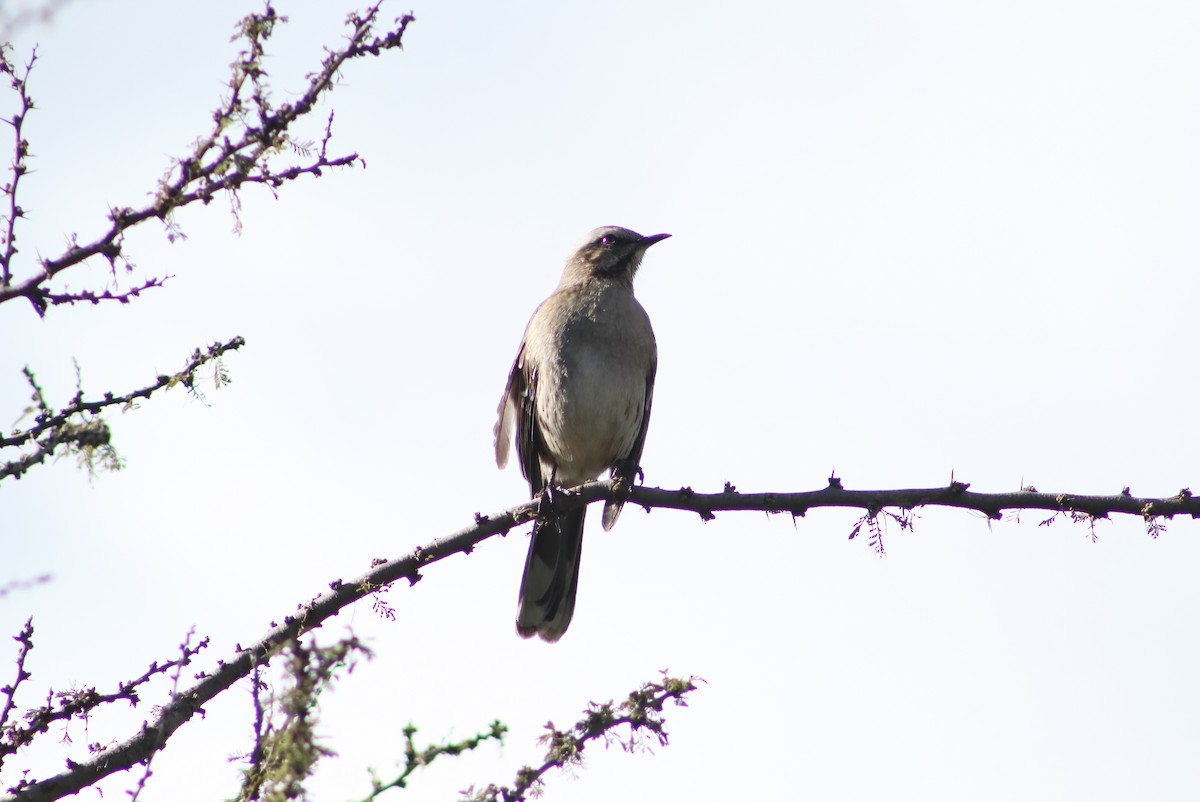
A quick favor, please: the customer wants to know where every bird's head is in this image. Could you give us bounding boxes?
[561,226,670,285]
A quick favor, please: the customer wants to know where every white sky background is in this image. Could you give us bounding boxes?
[2,0,1199,799]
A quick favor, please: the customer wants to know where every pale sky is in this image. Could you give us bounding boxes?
[3,1,1199,800]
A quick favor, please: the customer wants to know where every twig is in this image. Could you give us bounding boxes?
[462,673,700,802]
[0,619,35,759]
[0,46,35,288]
[34,275,171,307]
[0,633,208,765]
[358,721,506,802]
[125,629,197,802]
[1,336,245,483]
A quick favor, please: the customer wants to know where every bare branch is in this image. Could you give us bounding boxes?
[8,474,1189,800]
[0,45,36,290]
[125,629,199,802]
[617,477,1200,527]
[0,4,416,315]
[1,336,245,483]
[462,673,701,802]
[0,492,541,799]
[34,275,171,307]
[0,619,34,751]
[0,631,209,769]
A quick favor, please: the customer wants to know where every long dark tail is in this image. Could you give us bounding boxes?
[516,506,585,642]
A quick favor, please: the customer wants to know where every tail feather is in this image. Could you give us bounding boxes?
[516,507,586,642]
[601,498,624,531]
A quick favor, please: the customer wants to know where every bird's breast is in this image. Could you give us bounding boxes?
[529,297,655,485]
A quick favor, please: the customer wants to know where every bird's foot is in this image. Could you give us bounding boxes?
[610,464,644,499]
[535,484,557,519]
[536,483,581,519]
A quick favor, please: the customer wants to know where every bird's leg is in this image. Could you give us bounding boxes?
[609,460,642,503]
[535,467,561,520]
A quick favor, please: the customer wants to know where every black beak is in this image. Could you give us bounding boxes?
[639,233,671,248]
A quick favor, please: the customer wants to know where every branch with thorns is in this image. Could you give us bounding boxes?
[462,673,701,802]
[1,336,245,483]
[125,629,200,802]
[0,4,416,315]
[0,625,208,772]
[3,474,1196,800]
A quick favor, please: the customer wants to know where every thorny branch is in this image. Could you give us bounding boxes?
[4,474,1194,801]
[630,476,1199,525]
[0,624,208,771]
[0,3,416,315]
[125,629,199,802]
[0,620,33,744]
[0,45,34,288]
[1,336,246,484]
[34,275,171,308]
[462,673,701,802]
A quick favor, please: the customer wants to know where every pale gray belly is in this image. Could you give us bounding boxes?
[536,343,647,485]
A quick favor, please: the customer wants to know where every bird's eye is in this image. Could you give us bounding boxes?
[599,236,613,246]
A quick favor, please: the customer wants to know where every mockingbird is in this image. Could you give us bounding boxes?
[494,225,669,642]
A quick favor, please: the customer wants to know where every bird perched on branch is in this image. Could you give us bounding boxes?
[494,225,669,642]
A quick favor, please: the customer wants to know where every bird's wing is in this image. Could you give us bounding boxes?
[623,362,656,477]
[493,346,521,469]
[602,362,656,531]
[514,352,548,495]
[496,342,548,495]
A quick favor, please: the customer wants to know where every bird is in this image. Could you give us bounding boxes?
[494,225,668,642]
